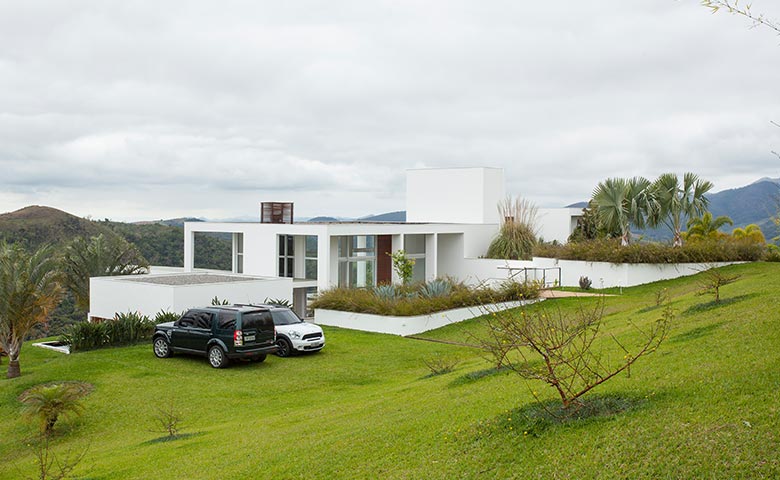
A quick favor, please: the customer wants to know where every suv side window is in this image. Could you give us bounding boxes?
[242,311,272,330]
[177,310,198,328]
[193,312,212,330]
[217,311,237,330]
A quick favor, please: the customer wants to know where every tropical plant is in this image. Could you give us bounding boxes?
[567,201,601,242]
[264,297,292,308]
[683,212,733,242]
[61,312,154,352]
[211,296,229,306]
[373,284,398,301]
[389,250,415,285]
[154,310,180,324]
[591,177,652,246]
[19,382,91,434]
[647,172,714,247]
[578,276,592,290]
[420,279,453,299]
[487,196,539,259]
[732,224,766,244]
[0,243,63,379]
[61,234,149,312]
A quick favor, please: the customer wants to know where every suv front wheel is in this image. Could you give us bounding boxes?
[208,345,228,368]
[153,337,172,358]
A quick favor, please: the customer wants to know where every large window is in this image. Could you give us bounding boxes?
[278,235,294,278]
[404,234,426,283]
[337,235,376,288]
[305,235,318,280]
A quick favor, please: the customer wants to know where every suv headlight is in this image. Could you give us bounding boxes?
[289,330,301,339]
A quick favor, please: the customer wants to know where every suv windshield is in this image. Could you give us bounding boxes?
[271,309,302,326]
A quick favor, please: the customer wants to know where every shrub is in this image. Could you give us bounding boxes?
[312,278,539,316]
[422,354,459,377]
[264,297,292,308]
[389,251,415,285]
[19,381,92,435]
[578,276,593,290]
[486,196,539,260]
[420,279,453,299]
[477,297,673,409]
[534,237,765,263]
[62,312,154,352]
[153,310,180,324]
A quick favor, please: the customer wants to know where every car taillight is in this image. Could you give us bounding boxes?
[234,330,243,346]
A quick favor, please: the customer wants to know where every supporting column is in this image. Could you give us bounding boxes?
[184,226,195,272]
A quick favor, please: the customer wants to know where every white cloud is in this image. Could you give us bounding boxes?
[1,0,779,220]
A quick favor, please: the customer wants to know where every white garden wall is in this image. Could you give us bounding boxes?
[89,273,292,320]
[314,299,540,336]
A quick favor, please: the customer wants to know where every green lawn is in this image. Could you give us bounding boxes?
[2,262,780,479]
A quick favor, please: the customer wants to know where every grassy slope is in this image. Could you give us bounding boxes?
[2,263,780,479]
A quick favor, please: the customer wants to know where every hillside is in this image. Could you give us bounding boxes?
[0,205,110,250]
[0,206,231,270]
[2,263,779,478]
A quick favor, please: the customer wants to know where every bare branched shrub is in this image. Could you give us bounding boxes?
[487,196,539,260]
[23,434,88,480]
[654,288,670,307]
[696,266,740,304]
[152,399,183,437]
[478,297,672,410]
[422,354,459,377]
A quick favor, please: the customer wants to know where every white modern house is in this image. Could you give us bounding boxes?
[89,167,579,320]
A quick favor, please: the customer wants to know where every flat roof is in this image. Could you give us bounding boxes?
[120,274,265,286]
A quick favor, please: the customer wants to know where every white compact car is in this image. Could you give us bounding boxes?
[266,305,325,357]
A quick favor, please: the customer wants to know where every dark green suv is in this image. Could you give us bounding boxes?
[152,306,278,368]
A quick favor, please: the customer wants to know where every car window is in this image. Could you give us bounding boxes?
[194,312,212,329]
[241,311,272,330]
[177,310,198,328]
[217,311,237,330]
[271,309,302,326]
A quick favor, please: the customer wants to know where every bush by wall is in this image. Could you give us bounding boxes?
[61,311,155,352]
[311,278,540,316]
[533,238,765,264]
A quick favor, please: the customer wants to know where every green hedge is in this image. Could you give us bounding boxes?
[533,238,766,264]
[311,279,540,316]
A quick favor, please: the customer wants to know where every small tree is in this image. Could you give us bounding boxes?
[697,266,740,304]
[0,243,63,379]
[389,250,415,285]
[479,298,672,410]
[151,399,184,438]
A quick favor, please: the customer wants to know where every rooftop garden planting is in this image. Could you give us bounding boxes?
[311,278,540,316]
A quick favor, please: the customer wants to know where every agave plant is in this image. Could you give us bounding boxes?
[373,284,398,301]
[420,279,453,299]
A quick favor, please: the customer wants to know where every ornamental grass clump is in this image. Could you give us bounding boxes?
[487,196,539,260]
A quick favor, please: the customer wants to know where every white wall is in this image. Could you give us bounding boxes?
[536,208,582,244]
[406,167,505,224]
[314,299,539,336]
[89,274,293,320]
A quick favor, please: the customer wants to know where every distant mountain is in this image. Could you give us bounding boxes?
[134,217,204,228]
[360,211,406,222]
[566,202,588,209]
[306,216,341,222]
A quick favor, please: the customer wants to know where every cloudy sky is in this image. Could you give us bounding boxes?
[1,1,779,222]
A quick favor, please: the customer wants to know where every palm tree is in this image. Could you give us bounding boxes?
[61,234,149,312]
[732,224,766,244]
[684,212,733,241]
[591,177,652,246]
[19,382,90,434]
[648,172,714,247]
[0,243,63,379]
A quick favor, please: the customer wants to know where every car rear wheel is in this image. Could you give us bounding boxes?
[153,337,172,358]
[208,345,228,368]
[275,338,292,357]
